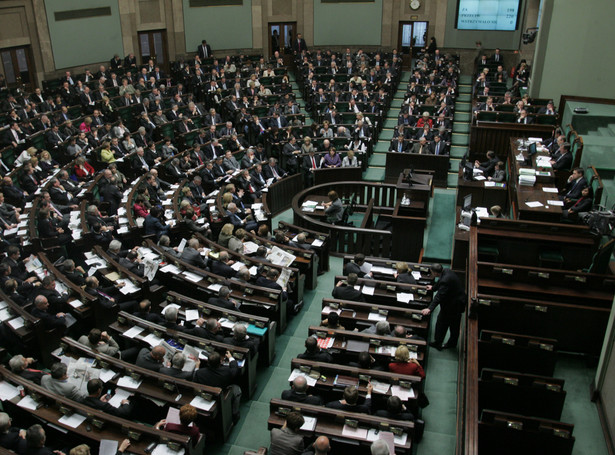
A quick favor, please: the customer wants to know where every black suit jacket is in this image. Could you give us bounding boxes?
[427,269,465,315]
[210,260,237,279]
[332,284,365,302]
[281,389,322,405]
[325,398,371,414]
[194,361,238,388]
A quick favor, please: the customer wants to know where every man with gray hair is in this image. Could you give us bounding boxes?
[362,320,392,336]
[158,235,180,258]
[41,362,86,402]
[224,323,259,355]
[163,305,185,332]
[281,376,322,405]
[159,352,195,380]
[179,238,208,268]
[0,412,26,452]
[371,438,390,455]
[187,317,224,341]
[9,355,46,384]
[208,286,240,311]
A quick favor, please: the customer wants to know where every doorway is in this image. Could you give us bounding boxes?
[268,22,296,59]
[138,30,169,72]
[398,21,429,61]
[0,46,35,91]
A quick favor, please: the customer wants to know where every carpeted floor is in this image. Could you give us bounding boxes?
[423,189,457,263]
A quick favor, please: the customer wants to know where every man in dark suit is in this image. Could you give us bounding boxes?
[343,254,372,278]
[208,286,240,311]
[197,40,212,59]
[210,251,237,278]
[430,135,449,155]
[0,412,26,453]
[83,379,133,418]
[135,346,165,372]
[561,167,588,203]
[292,33,308,54]
[517,109,534,124]
[194,351,241,422]
[389,134,408,153]
[421,263,466,350]
[550,143,573,171]
[187,318,224,341]
[332,273,365,302]
[263,158,286,181]
[24,424,54,455]
[281,376,322,405]
[297,337,333,362]
[474,151,498,177]
[180,238,208,268]
[325,385,372,414]
[133,299,165,324]
[30,295,66,330]
[223,323,259,355]
[282,136,301,173]
[159,353,194,380]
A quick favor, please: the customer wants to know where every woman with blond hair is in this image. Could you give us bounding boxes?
[389,345,425,378]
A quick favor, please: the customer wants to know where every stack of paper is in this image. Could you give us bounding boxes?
[519,174,536,186]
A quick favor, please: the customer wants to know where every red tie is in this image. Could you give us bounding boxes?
[311,157,316,169]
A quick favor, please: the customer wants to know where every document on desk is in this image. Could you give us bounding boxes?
[117,376,143,389]
[98,368,117,383]
[396,292,414,303]
[0,381,19,400]
[99,440,118,455]
[311,239,324,247]
[185,309,200,322]
[142,333,163,348]
[123,326,145,338]
[547,200,564,206]
[190,395,215,411]
[542,187,558,193]
[371,266,395,275]
[152,444,185,455]
[322,305,341,315]
[368,312,387,322]
[117,279,140,294]
[391,385,416,401]
[301,416,317,431]
[342,424,368,440]
[160,264,182,274]
[58,413,87,429]
[288,369,317,387]
[316,337,334,350]
[68,299,84,309]
[17,395,38,410]
[182,271,203,283]
[525,201,544,208]
[108,388,132,408]
[208,283,222,292]
[161,303,181,314]
[370,379,391,394]
[362,285,375,296]
[243,241,259,255]
[7,317,24,330]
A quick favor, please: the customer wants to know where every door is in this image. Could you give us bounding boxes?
[268,22,296,57]
[138,30,169,72]
[398,21,429,58]
[0,46,35,91]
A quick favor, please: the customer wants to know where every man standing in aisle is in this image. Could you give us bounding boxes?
[421,264,466,350]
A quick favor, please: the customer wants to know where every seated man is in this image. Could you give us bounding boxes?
[410,137,429,154]
[83,379,133,417]
[223,323,259,356]
[30,295,66,331]
[8,355,47,385]
[186,317,224,341]
[474,151,498,178]
[0,412,26,453]
[297,336,333,362]
[84,276,136,312]
[281,376,322,405]
[134,299,165,324]
[210,251,237,278]
[374,395,414,421]
[135,345,165,372]
[41,362,86,402]
[332,273,365,302]
[561,167,588,205]
[180,238,208,268]
[488,161,505,182]
[325,384,373,414]
[209,286,241,311]
[160,352,195,380]
[78,328,119,357]
[269,411,305,455]
[343,253,373,278]
[194,351,242,422]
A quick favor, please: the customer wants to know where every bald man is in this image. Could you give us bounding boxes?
[281,376,322,405]
[135,345,165,372]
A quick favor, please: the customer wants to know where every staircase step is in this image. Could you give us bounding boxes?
[452,133,469,146]
[369,153,387,166]
[450,158,461,171]
[597,127,615,137]
[459,86,472,94]
[457,94,472,102]
[363,168,385,181]
[460,75,473,85]
[383,119,398,129]
[453,123,471,134]
[374,142,390,153]
[451,145,468,158]
[447,172,459,188]
[454,112,471,122]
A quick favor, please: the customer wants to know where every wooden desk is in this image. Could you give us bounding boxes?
[385,152,449,187]
[262,173,304,218]
[313,166,363,185]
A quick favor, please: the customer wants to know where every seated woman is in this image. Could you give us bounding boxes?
[74,157,95,181]
[133,195,149,218]
[144,206,170,239]
[322,148,341,168]
[79,117,93,133]
[100,141,116,163]
[389,345,425,379]
[342,150,358,167]
[217,223,235,248]
[562,186,593,222]
[321,311,345,330]
[154,404,200,447]
[39,150,60,175]
[395,262,417,284]
[323,190,343,223]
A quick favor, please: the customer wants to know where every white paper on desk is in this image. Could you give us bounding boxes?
[394,432,409,446]
[3,228,18,236]
[117,279,139,294]
[0,308,14,322]
[143,333,163,347]
[249,266,258,276]
[160,264,182,274]
[177,238,187,253]
[474,175,486,181]
[58,413,87,429]
[542,187,558,193]
[288,368,317,387]
[218,318,235,329]
[301,416,317,431]
[161,303,182,314]
[372,266,395,275]
[185,309,199,321]
[411,271,422,280]
[190,395,215,411]
[17,229,27,236]
[242,241,259,255]
[123,326,145,338]
[311,239,324,247]
[391,385,416,401]
[182,271,203,283]
[99,440,118,455]
[208,283,222,292]
[85,257,104,265]
[152,444,185,455]
[0,301,6,310]
[0,381,19,401]
[362,285,375,296]
[231,262,245,271]
[547,200,564,206]
[18,220,28,228]
[8,317,24,330]
[117,226,129,234]
[108,388,132,408]
[368,312,387,322]
[484,181,496,187]
[342,424,368,439]
[360,262,373,274]
[117,376,142,389]
[397,292,414,303]
[370,379,391,394]
[98,369,116,383]
[17,395,38,410]
[166,407,181,425]
[68,299,84,309]
[525,201,544,208]
[322,305,341,315]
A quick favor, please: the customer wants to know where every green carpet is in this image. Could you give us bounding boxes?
[451,145,467,158]
[458,85,472,94]
[457,93,472,103]
[460,75,473,84]
[383,118,398,129]
[453,123,471,133]
[423,189,456,262]
[447,172,459,188]
[454,112,471,122]
[363,167,385,181]
[374,142,390,153]
[452,133,469,146]
[369,153,387,166]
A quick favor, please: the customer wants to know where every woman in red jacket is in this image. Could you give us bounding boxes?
[389,345,425,379]
[73,157,95,180]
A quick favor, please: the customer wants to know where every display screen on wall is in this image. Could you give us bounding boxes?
[456,0,521,30]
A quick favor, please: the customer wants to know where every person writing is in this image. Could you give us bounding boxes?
[323,190,343,223]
